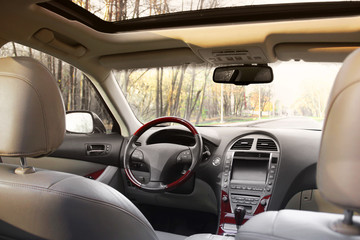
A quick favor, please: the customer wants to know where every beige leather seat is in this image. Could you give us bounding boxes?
[0,57,186,240]
[236,48,360,239]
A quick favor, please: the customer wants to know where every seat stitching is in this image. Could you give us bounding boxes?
[238,232,291,240]
[47,175,79,189]
[271,211,281,237]
[0,180,156,235]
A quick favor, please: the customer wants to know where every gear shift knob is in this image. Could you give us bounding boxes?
[235,206,246,230]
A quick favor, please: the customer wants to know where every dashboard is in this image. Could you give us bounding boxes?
[122,120,322,235]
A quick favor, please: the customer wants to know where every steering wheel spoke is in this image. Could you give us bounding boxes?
[124,117,203,192]
[142,181,166,191]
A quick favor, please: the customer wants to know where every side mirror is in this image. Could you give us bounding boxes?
[213,65,273,85]
[66,111,107,134]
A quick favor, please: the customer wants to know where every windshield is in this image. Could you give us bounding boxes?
[114,61,341,129]
[72,0,354,22]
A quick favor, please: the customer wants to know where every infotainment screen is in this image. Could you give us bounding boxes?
[231,159,269,183]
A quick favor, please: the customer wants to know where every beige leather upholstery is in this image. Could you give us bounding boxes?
[0,57,188,240]
[318,48,360,211]
[0,57,65,157]
[185,234,234,240]
[0,163,158,240]
[237,210,360,240]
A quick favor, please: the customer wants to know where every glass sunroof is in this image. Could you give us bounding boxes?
[72,0,356,22]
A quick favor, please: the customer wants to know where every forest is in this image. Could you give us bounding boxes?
[0,0,336,129]
[115,65,276,125]
[0,42,333,128]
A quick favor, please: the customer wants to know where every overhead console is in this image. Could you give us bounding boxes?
[218,134,280,235]
[198,47,269,65]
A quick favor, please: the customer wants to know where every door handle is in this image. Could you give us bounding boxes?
[86,144,111,156]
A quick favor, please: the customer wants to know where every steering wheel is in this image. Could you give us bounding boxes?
[124,117,203,192]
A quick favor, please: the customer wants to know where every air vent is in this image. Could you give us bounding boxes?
[231,138,254,150]
[256,139,278,151]
[234,152,270,160]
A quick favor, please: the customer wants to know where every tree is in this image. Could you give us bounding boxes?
[156,67,164,117]
[185,65,201,120]
[11,42,17,56]
[196,64,211,124]
[172,65,188,116]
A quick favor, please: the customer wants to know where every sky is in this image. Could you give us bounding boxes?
[269,61,341,109]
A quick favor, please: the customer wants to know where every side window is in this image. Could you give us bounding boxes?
[0,42,114,133]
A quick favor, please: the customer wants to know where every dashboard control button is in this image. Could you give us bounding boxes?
[222,195,229,202]
[271,165,276,169]
[131,150,144,161]
[212,157,221,166]
[224,178,228,182]
[266,187,271,192]
[268,181,273,185]
[223,184,228,188]
[230,185,236,189]
[270,170,275,174]
[269,175,274,179]
[177,150,192,163]
[260,199,267,206]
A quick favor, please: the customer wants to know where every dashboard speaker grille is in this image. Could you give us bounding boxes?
[256,139,278,151]
[231,138,254,150]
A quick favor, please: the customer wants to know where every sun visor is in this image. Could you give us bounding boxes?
[275,43,360,62]
[99,48,203,69]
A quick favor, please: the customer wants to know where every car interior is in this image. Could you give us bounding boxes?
[1,0,360,239]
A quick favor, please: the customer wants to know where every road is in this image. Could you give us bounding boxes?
[219,117,323,130]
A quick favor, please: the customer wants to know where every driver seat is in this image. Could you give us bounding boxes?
[0,57,186,240]
[236,48,360,239]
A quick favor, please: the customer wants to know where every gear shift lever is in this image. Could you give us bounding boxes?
[235,206,246,230]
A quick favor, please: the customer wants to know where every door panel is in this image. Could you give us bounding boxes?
[2,133,124,183]
[51,134,124,166]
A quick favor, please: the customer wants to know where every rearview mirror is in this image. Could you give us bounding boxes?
[213,65,273,85]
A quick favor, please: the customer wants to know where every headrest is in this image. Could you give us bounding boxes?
[0,57,65,157]
[318,48,360,212]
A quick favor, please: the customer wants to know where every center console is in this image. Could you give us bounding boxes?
[218,134,280,235]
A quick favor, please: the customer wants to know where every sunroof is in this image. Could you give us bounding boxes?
[72,0,357,22]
